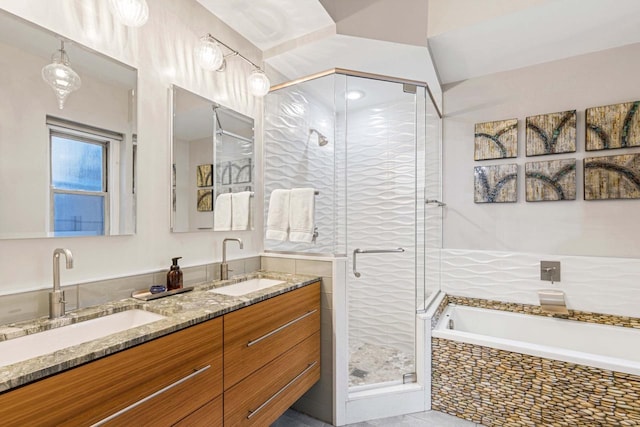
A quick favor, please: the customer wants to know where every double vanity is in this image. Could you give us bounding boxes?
[0,273,321,426]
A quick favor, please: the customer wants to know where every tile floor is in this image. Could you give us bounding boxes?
[272,409,483,427]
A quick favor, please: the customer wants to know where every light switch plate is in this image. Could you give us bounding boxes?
[540,260,561,283]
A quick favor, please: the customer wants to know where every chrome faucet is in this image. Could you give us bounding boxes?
[50,248,73,319]
[221,238,243,280]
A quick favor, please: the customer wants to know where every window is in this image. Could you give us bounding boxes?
[48,117,122,236]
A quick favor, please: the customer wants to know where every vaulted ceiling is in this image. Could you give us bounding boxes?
[196,0,640,87]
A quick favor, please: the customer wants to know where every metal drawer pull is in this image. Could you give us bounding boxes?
[247,361,318,420]
[247,309,318,347]
[90,365,211,426]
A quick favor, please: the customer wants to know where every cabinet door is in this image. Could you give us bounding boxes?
[224,331,321,426]
[224,282,320,389]
[0,317,223,427]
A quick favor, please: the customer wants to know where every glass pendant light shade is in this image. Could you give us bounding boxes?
[41,42,81,110]
[194,35,225,71]
[108,0,149,28]
[247,69,270,97]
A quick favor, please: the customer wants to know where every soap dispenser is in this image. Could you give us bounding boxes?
[167,257,183,291]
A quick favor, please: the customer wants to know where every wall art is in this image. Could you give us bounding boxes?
[474,164,518,203]
[526,110,576,156]
[196,164,213,187]
[584,154,640,200]
[474,119,518,160]
[586,100,640,151]
[197,189,213,211]
[525,159,576,201]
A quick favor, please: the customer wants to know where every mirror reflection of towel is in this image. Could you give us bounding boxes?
[214,193,232,231]
[289,188,315,242]
[232,191,252,231]
[266,189,290,241]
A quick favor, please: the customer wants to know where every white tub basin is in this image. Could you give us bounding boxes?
[209,278,285,296]
[0,309,166,367]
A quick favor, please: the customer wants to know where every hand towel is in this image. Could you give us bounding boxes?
[266,189,290,241]
[289,188,315,243]
[232,191,252,231]
[213,193,232,231]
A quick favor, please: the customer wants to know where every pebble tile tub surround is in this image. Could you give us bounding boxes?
[432,295,640,426]
[0,271,319,392]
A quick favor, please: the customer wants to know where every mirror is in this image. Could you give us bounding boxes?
[0,11,137,239]
[171,86,254,232]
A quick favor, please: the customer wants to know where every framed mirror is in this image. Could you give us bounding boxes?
[0,11,137,239]
[171,86,254,232]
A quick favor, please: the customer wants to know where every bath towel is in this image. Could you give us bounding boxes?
[232,191,252,231]
[266,189,290,241]
[289,188,315,243]
[213,193,232,231]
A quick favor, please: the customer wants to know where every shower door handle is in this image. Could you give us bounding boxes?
[352,247,405,278]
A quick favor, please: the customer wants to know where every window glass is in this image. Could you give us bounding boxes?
[53,193,104,236]
[51,135,105,192]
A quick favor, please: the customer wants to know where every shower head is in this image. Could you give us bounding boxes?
[309,128,329,146]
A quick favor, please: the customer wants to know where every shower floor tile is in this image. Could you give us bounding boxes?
[349,342,414,386]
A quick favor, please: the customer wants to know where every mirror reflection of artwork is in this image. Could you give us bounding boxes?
[197,189,213,211]
[526,110,576,156]
[171,86,254,232]
[474,119,518,160]
[526,159,576,201]
[584,154,640,200]
[197,164,213,187]
[474,164,518,203]
[586,101,640,151]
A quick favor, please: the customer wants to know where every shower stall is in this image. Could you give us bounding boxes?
[264,69,442,424]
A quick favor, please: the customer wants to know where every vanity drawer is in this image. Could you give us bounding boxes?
[223,282,321,389]
[0,317,223,427]
[173,395,222,427]
[224,331,321,426]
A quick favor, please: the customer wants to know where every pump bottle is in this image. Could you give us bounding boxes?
[167,257,183,290]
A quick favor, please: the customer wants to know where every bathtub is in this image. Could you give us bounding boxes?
[432,304,640,376]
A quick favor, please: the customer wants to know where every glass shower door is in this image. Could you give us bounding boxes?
[345,76,420,391]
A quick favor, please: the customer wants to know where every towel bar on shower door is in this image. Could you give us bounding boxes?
[352,247,405,278]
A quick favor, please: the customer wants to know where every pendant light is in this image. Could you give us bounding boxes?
[109,0,149,28]
[41,41,81,110]
[194,34,271,97]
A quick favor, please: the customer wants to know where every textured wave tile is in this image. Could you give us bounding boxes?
[442,249,640,317]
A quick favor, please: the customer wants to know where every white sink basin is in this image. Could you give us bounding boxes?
[209,278,285,296]
[0,309,166,367]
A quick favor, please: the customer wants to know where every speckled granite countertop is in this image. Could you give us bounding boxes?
[0,271,319,393]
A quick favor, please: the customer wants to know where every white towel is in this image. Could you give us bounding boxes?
[213,193,232,231]
[289,188,315,243]
[232,191,252,231]
[266,189,290,241]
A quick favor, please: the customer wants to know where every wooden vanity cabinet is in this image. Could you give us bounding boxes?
[0,282,321,427]
[0,317,223,427]
[224,282,321,426]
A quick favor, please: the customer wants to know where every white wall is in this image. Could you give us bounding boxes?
[442,42,640,316]
[443,42,640,259]
[0,0,264,295]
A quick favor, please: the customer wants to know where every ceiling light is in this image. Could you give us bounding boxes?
[194,34,225,71]
[347,90,365,100]
[247,69,271,97]
[109,0,149,27]
[194,34,271,97]
[41,41,81,110]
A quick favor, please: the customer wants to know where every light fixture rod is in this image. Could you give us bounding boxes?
[205,33,262,70]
